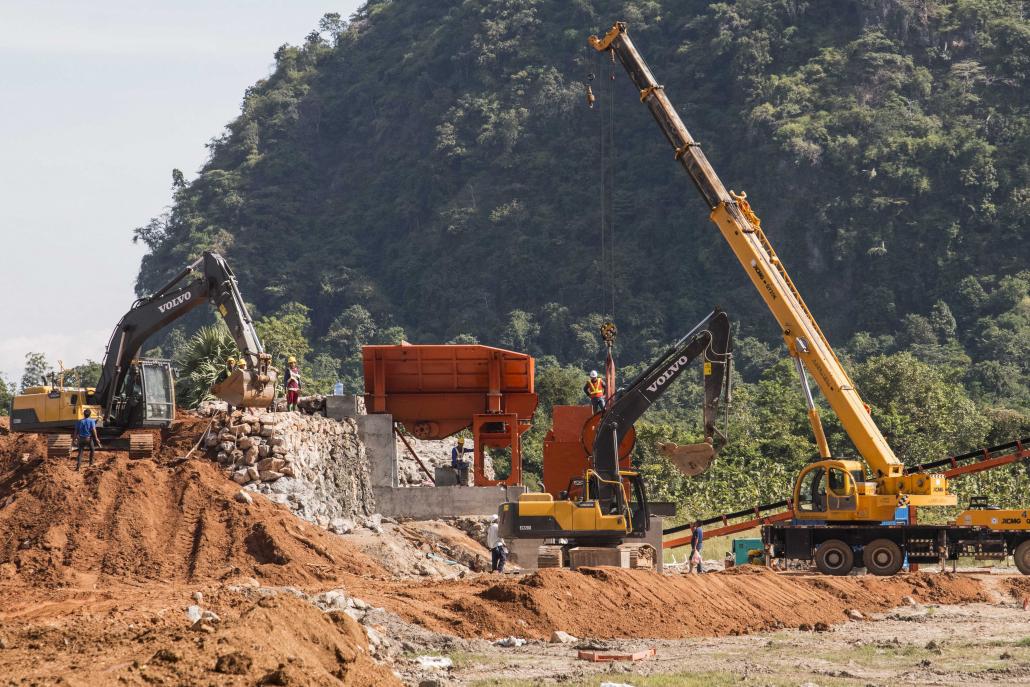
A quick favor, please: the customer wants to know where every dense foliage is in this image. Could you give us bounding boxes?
[125,0,1030,519]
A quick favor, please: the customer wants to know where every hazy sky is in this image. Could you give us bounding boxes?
[0,0,362,384]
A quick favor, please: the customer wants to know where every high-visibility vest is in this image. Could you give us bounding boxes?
[586,379,604,398]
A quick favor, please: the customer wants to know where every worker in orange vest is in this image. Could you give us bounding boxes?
[583,370,607,413]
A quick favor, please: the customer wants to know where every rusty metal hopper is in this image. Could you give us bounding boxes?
[211,368,278,408]
[659,440,715,477]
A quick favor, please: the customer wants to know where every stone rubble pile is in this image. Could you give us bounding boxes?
[203,409,376,527]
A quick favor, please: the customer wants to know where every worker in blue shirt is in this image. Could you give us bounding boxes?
[690,521,704,574]
[450,437,474,485]
[73,409,102,470]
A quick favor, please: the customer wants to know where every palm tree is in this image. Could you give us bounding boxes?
[175,324,239,409]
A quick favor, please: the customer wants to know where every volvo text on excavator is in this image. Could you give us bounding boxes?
[592,21,1030,575]
[10,252,276,459]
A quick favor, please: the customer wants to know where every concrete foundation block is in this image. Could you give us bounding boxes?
[507,537,546,570]
[568,546,631,570]
[326,394,360,420]
[358,414,397,487]
[373,485,524,519]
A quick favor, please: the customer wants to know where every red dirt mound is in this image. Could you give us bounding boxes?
[0,416,386,587]
[0,585,400,686]
[349,566,988,640]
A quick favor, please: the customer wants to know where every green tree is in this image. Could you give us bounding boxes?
[66,360,102,388]
[20,352,52,391]
[0,377,12,416]
[174,324,239,409]
[255,302,312,368]
[841,353,989,464]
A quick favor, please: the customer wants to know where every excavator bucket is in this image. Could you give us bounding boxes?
[211,368,278,408]
[659,441,716,477]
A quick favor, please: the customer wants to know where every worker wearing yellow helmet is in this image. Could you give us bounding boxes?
[215,356,237,385]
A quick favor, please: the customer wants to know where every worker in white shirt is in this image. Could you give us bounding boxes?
[487,514,507,573]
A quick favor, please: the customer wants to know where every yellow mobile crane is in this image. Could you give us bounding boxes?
[592,22,1030,576]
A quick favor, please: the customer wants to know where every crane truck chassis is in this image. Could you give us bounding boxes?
[764,504,1030,576]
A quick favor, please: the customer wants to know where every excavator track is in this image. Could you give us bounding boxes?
[128,433,155,460]
[46,434,72,460]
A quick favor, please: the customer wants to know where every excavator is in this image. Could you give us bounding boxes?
[10,252,276,459]
[590,21,1030,575]
[498,309,732,560]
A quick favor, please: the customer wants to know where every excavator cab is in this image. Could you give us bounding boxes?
[108,360,176,428]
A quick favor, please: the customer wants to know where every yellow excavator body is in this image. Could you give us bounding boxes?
[10,386,102,432]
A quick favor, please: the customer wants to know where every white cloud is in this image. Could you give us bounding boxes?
[0,329,110,385]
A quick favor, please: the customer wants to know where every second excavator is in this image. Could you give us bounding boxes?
[10,252,276,459]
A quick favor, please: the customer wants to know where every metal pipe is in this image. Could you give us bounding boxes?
[794,355,831,459]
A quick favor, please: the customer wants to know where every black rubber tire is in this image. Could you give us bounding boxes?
[863,538,904,576]
[1014,540,1030,575]
[814,539,854,576]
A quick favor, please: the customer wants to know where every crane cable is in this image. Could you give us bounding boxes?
[596,48,619,398]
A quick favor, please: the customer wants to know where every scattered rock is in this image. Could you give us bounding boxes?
[814,622,831,632]
[0,637,8,650]
[1001,651,1013,660]
[494,636,527,647]
[151,648,181,663]
[215,651,254,675]
[902,595,917,606]
[846,609,864,621]
[798,623,812,632]
[550,630,578,644]
[416,656,453,670]
[186,605,202,623]
[235,490,254,505]
[259,470,283,482]
[192,591,203,604]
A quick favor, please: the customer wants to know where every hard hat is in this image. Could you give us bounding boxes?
[236,360,247,370]
[226,357,236,365]
[490,514,499,522]
[287,355,297,364]
[590,370,599,379]
[457,437,465,446]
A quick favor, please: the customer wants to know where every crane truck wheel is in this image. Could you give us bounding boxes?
[862,538,904,576]
[1014,540,1030,575]
[814,539,854,576]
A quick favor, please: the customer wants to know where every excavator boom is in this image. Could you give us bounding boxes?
[95,251,276,418]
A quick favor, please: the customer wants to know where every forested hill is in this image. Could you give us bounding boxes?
[135,0,1030,411]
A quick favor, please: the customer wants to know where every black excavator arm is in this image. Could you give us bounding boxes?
[93,252,273,421]
[591,310,732,510]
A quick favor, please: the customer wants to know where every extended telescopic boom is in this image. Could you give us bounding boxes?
[589,22,907,485]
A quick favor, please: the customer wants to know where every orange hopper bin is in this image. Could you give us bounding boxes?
[362,344,538,486]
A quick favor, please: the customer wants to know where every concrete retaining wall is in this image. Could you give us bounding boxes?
[374,485,524,518]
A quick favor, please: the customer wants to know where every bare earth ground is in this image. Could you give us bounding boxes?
[4,417,1030,686]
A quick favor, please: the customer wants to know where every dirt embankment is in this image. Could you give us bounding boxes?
[0,416,387,588]
[349,565,989,640]
[0,585,399,686]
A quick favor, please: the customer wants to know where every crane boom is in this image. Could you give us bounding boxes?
[590,22,903,480]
